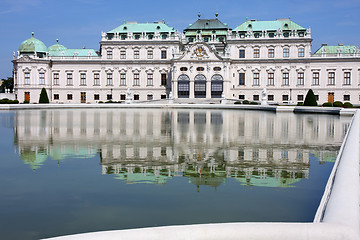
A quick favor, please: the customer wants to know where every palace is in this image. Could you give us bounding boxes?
[12,14,360,104]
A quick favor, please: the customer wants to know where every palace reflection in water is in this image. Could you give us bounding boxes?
[14,109,351,189]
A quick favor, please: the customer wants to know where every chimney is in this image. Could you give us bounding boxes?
[322,43,328,46]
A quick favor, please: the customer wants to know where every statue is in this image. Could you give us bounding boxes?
[168,91,174,104]
[261,88,268,105]
[125,88,132,104]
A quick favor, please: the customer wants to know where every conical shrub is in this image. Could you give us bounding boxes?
[303,89,317,106]
[39,88,49,103]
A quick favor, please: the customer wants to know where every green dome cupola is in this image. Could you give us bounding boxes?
[48,39,67,51]
[18,32,47,57]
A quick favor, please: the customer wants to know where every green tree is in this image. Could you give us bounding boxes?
[1,77,14,93]
[303,89,317,106]
[39,88,49,103]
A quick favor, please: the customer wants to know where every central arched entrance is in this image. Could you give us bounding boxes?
[178,74,190,98]
[211,74,223,98]
[194,74,206,98]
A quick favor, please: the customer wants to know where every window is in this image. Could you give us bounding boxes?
[239,95,245,100]
[67,73,73,85]
[268,95,274,101]
[67,94,72,100]
[120,50,126,59]
[328,72,335,85]
[315,95,319,101]
[107,94,112,100]
[213,67,221,71]
[53,73,59,85]
[147,73,153,86]
[94,94,100,100]
[161,94,166,99]
[298,95,304,101]
[24,72,30,85]
[134,73,140,86]
[268,73,274,86]
[134,49,139,59]
[180,67,188,71]
[106,73,113,86]
[283,48,289,58]
[107,50,113,59]
[239,73,245,85]
[80,73,86,86]
[93,73,100,86]
[268,48,274,58]
[161,73,167,86]
[282,72,289,85]
[147,49,153,59]
[120,73,126,86]
[282,95,289,101]
[120,94,126,100]
[253,73,259,86]
[344,72,351,85]
[253,95,259,101]
[39,72,45,85]
[54,94,59,100]
[161,50,167,59]
[344,95,350,101]
[134,94,139,100]
[147,94,153,100]
[297,72,304,85]
[298,48,305,57]
[253,48,260,58]
[313,72,319,85]
[239,49,245,58]
[196,67,204,71]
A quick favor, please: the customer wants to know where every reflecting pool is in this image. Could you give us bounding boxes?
[0,109,352,239]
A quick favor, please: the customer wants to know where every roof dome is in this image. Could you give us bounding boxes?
[18,32,47,53]
[48,39,67,51]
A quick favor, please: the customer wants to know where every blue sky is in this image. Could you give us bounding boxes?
[0,0,359,79]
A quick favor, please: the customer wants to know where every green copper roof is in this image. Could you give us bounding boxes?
[234,19,306,32]
[48,39,67,51]
[184,19,231,31]
[236,176,300,188]
[48,48,98,57]
[19,32,47,53]
[313,45,360,55]
[108,22,176,34]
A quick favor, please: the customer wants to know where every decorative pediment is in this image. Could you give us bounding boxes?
[17,55,33,62]
[176,43,223,61]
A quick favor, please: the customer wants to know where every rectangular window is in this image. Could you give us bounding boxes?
[80,73,86,86]
[106,73,113,86]
[161,94,166,99]
[298,95,304,101]
[268,48,274,58]
[253,73,259,86]
[298,48,305,57]
[313,72,319,85]
[344,95,350,101]
[147,94,153,100]
[120,94,126,100]
[253,48,260,58]
[161,73,167,86]
[134,50,140,59]
[134,73,140,86]
[239,95,245,100]
[297,72,304,85]
[161,50,167,59]
[93,73,100,86]
[67,73,73,85]
[107,50,113,59]
[54,94,59,100]
[344,72,351,85]
[107,94,112,100]
[239,73,245,85]
[147,50,153,59]
[282,72,289,85]
[94,94,100,100]
[24,72,30,85]
[239,49,245,58]
[268,95,274,101]
[283,48,289,58]
[147,73,153,86]
[39,72,45,85]
[120,50,126,59]
[53,73,59,85]
[134,94,139,100]
[120,73,126,86]
[67,94,72,100]
[253,95,259,101]
[267,73,274,86]
[328,72,335,85]
[282,95,289,101]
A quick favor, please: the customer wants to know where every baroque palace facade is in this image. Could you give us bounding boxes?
[12,14,360,104]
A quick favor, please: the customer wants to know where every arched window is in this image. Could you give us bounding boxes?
[178,74,190,98]
[194,74,206,98]
[211,74,223,98]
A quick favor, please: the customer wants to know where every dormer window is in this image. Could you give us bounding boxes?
[135,34,140,40]
[254,33,260,38]
[284,32,289,37]
[248,24,252,28]
[284,23,289,28]
[123,26,127,30]
[162,34,167,39]
[157,26,160,30]
[269,32,274,38]
[148,34,153,40]
[121,34,126,40]
[212,30,216,34]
